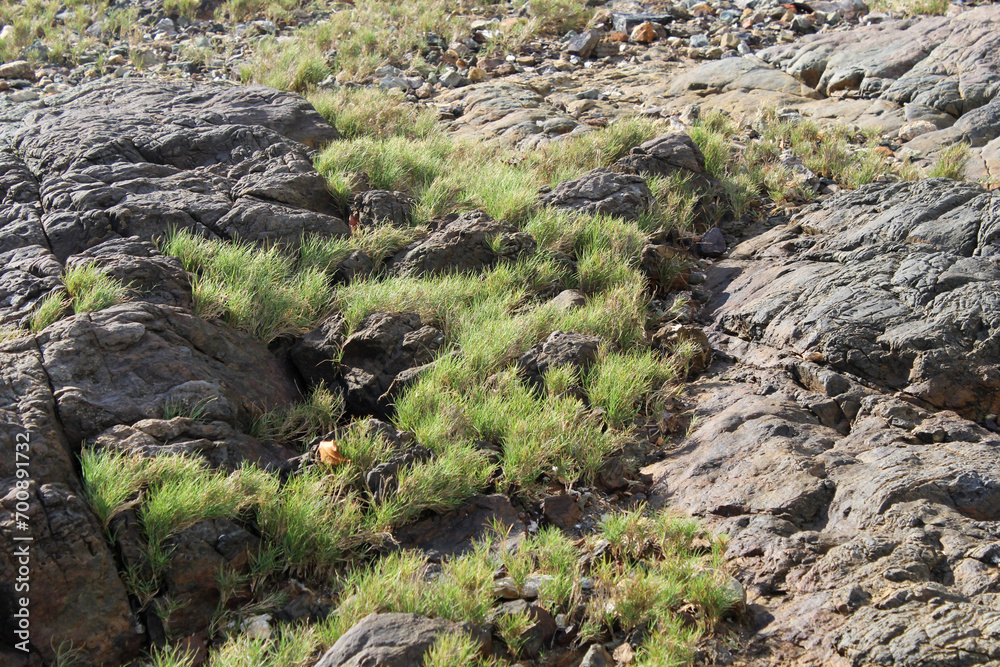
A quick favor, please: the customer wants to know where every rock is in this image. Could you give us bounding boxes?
[612,13,675,34]
[0,60,34,79]
[549,289,587,311]
[668,56,823,99]
[898,120,938,142]
[580,643,614,667]
[290,314,347,389]
[630,22,666,44]
[352,190,415,228]
[689,33,710,49]
[468,66,487,82]
[518,330,601,390]
[366,443,433,500]
[652,324,712,373]
[440,69,468,88]
[494,600,556,657]
[394,494,525,559]
[0,244,63,328]
[704,179,1000,420]
[89,417,296,474]
[539,168,653,220]
[65,237,193,309]
[565,30,600,59]
[4,80,346,260]
[614,132,709,187]
[541,493,582,529]
[339,312,444,417]
[315,613,489,667]
[0,337,141,665]
[760,5,1000,112]
[696,227,727,257]
[390,210,536,277]
[35,302,299,444]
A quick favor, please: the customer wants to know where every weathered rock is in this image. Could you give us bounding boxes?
[539,168,653,220]
[613,132,709,188]
[89,417,296,473]
[352,190,415,228]
[652,324,712,373]
[65,236,192,309]
[0,60,34,80]
[630,22,666,44]
[494,600,556,657]
[704,179,1000,420]
[760,5,1000,112]
[315,612,489,667]
[3,80,346,260]
[612,12,676,34]
[390,210,535,277]
[565,30,600,59]
[696,227,727,257]
[339,312,444,417]
[549,288,587,311]
[0,337,141,665]
[290,314,346,389]
[579,643,614,667]
[394,494,525,559]
[518,330,601,390]
[541,493,582,529]
[35,302,299,444]
[366,443,433,500]
[668,56,824,99]
[0,244,63,328]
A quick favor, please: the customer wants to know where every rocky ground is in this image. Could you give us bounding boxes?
[1,0,1000,665]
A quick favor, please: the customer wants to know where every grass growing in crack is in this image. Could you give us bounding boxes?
[63,264,127,314]
[585,348,676,428]
[161,229,333,343]
[249,385,345,446]
[309,87,438,140]
[29,291,68,332]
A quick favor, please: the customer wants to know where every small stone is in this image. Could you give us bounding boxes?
[494,576,520,599]
[468,66,487,82]
[565,30,600,58]
[689,33,709,48]
[541,494,582,529]
[516,55,536,65]
[720,33,740,49]
[9,89,40,102]
[630,22,665,44]
[550,289,586,310]
[107,54,125,66]
[697,227,726,256]
[242,614,272,640]
[580,644,614,667]
[898,120,937,142]
[439,69,467,88]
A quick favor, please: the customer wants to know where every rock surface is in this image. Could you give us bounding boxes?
[2,79,346,261]
[646,177,1000,666]
[539,168,653,220]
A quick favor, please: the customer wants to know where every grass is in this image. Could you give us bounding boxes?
[63,264,127,314]
[929,143,970,179]
[869,0,949,14]
[160,230,334,343]
[250,385,344,446]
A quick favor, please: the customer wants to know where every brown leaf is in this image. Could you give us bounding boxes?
[318,440,350,466]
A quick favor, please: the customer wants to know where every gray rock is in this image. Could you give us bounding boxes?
[613,132,709,187]
[339,312,444,417]
[394,494,525,559]
[697,227,727,257]
[390,210,536,277]
[4,79,346,260]
[565,30,600,58]
[668,55,823,99]
[0,244,63,328]
[539,168,653,220]
[35,302,299,444]
[612,13,675,34]
[315,613,489,666]
[518,330,601,390]
[580,643,614,667]
[352,190,415,228]
[65,237,192,309]
[0,337,141,665]
[290,314,346,389]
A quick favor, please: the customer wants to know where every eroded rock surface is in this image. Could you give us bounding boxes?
[647,177,1000,666]
[1,79,346,260]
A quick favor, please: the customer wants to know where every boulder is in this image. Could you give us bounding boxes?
[352,190,415,228]
[613,132,709,186]
[315,612,489,667]
[0,244,63,328]
[390,210,535,277]
[339,312,444,417]
[518,330,601,390]
[35,302,299,444]
[539,168,653,220]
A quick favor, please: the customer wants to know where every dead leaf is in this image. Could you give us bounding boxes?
[318,440,350,466]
